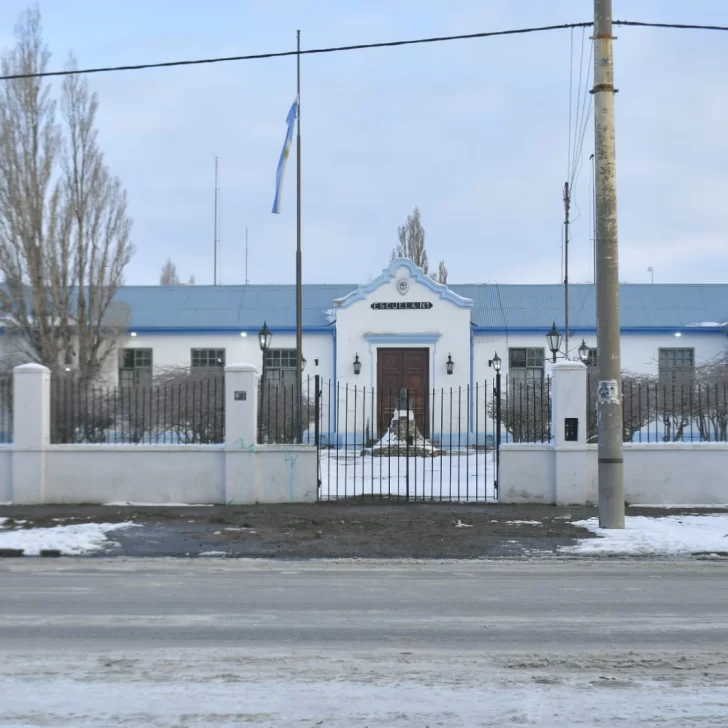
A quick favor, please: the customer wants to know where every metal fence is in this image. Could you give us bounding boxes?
[502,376,552,444]
[50,376,225,444]
[315,380,495,501]
[258,377,317,444]
[587,374,728,442]
[0,376,12,444]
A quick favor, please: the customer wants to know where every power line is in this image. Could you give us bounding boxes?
[0,22,593,81]
[0,18,724,82]
[615,20,728,31]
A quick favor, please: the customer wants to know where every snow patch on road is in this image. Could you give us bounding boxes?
[563,515,728,555]
[0,522,139,555]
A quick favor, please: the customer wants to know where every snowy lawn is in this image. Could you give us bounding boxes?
[563,515,728,556]
[0,521,138,555]
[319,450,494,500]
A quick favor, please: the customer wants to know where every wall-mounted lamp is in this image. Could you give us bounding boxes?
[130,332,137,338]
[353,354,361,375]
[446,354,454,375]
[488,352,501,372]
[674,332,682,338]
[240,332,247,337]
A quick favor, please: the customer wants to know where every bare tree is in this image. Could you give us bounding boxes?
[160,258,180,285]
[489,377,552,443]
[392,206,428,272]
[391,206,447,283]
[0,8,133,380]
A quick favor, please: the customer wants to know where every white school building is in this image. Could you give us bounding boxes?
[2,256,728,507]
[4,256,725,412]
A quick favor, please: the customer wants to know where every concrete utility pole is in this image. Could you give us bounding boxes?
[563,181,571,358]
[593,0,624,528]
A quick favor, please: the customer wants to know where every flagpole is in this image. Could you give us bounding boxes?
[295,29,303,444]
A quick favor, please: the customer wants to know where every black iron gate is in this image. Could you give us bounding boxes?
[312,375,501,502]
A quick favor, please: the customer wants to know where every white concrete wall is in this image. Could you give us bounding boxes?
[110,332,334,387]
[43,446,225,504]
[5,363,318,505]
[334,261,472,437]
[0,447,11,503]
[499,445,555,503]
[473,331,727,383]
[255,445,317,503]
[500,443,728,505]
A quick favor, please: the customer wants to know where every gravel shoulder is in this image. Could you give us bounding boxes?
[2,502,727,558]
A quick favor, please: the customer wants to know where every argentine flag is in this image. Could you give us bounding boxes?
[271,99,298,214]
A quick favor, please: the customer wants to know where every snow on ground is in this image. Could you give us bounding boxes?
[0,522,138,555]
[563,515,728,556]
[631,504,728,509]
[319,450,494,500]
[104,502,213,507]
[507,520,543,526]
[2,648,728,727]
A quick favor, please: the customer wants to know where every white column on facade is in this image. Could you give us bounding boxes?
[12,364,51,504]
[551,361,589,504]
[223,363,258,503]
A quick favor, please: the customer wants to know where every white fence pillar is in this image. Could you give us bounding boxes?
[12,364,51,504]
[552,361,589,504]
[224,363,258,503]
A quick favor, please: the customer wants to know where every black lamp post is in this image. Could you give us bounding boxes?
[546,322,563,363]
[488,351,502,498]
[258,321,272,443]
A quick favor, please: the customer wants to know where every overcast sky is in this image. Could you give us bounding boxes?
[1,0,726,287]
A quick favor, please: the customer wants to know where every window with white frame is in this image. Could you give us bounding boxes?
[264,348,298,386]
[119,348,153,387]
[509,348,545,384]
[191,348,225,369]
[658,348,694,383]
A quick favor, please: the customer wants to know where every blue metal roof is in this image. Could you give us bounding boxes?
[115,283,728,331]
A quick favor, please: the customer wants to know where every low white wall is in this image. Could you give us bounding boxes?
[499,444,555,503]
[624,444,728,505]
[0,447,11,503]
[44,446,225,505]
[499,443,728,505]
[256,445,317,503]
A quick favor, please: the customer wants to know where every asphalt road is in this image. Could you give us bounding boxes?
[2,559,728,726]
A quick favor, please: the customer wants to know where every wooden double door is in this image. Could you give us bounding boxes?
[376,348,429,437]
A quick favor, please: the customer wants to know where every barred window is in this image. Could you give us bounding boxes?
[119,348,153,387]
[509,348,545,383]
[191,349,225,369]
[264,349,298,386]
[659,348,694,382]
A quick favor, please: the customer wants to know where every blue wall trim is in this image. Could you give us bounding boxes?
[334,258,474,309]
[471,326,727,335]
[123,325,335,335]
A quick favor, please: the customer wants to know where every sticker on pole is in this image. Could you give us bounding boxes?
[597,379,619,405]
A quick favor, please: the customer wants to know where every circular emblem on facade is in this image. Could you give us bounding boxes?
[396,278,409,295]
